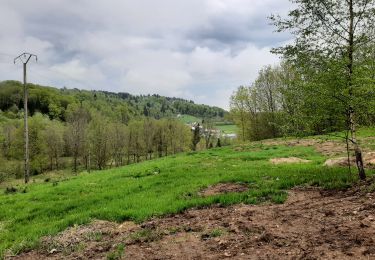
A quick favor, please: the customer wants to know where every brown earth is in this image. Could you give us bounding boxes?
[324,152,375,169]
[263,139,348,157]
[11,181,375,260]
[199,183,248,196]
[269,157,311,165]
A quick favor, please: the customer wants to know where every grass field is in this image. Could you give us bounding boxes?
[214,124,238,134]
[1,138,370,258]
[177,115,201,124]
[176,114,238,134]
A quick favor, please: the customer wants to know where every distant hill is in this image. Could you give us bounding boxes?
[0,80,226,122]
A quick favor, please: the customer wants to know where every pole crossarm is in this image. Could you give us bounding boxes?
[14,52,38,65]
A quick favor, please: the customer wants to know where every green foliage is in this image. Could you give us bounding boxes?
[0,80,226,122]
[107,243,125,260]
[230,56,375,141]
[229,0,375,142]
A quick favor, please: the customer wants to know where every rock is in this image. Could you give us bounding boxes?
[49,249,58,254]
[224,252,232,257]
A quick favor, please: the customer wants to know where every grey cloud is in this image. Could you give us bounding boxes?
[0,0,293,109]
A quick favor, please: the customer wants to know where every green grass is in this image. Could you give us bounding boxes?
[177,114,201,124]
[0,143,372,258]
[214,124,238,134]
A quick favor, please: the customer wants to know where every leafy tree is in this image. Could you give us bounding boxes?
[88,112,111,170]
[65,105,90,173]
[191,123,201,151]
[230,86,250,141]
[271,0,375,179]
[43,120,65,170]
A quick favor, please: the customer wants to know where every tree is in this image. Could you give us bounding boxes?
[230,86,250,141]
[191,123,201,151]
[202,119,215,149]
[43,120,65,170]
[110,122,127,167]
[1,124,17,159]
[88,112,111,170]
[271,0,375,180]
[216,138,221,147]
[65,106,90,173]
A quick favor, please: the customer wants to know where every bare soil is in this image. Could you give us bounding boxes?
[324,152,375,169]
[199,183,248,196]
[269,157,311,165]
[263,139,347,157]
[11,180,375,260]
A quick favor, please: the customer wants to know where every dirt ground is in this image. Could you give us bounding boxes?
[262,139,348,157]
[10,179,375,260]
[199,183,248,196]
[264,137,375,168]
[269,157,311,165]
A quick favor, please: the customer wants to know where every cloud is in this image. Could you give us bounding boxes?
[0,0,292,110]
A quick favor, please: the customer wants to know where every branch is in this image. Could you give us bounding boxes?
[353,0,371,32]
[318,0,351,35]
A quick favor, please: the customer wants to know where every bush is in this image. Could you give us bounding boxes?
[0,159,23,180]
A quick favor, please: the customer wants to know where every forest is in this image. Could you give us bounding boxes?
[0,81,227,182]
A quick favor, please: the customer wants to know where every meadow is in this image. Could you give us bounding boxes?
[1,138,369,258]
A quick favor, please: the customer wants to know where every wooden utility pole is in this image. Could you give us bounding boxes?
[14,53,37,184]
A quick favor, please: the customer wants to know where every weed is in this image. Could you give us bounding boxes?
[107,243,124,260]
[85,231,103,242]
[201,228,225,240]
[4,186,17,194]
[129,229,162,243]
[210,228,224,237]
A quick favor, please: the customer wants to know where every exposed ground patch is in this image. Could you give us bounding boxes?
[12,181,375,260]
[199,183,248,196]
[270,157,311,165]
[324,152,375,169]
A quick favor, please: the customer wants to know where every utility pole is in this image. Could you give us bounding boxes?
[14,53,37,184]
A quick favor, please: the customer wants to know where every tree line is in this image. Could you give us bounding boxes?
[0,108,187,181]
[0,105,229,182]
[0,81,226,122]
[230,62,374,141]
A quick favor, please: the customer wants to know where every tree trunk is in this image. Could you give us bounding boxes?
[348,0,366,180]
[73,154,78,173]
[349,109,366,180]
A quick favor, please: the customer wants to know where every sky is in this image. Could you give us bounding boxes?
[0,0,292,110]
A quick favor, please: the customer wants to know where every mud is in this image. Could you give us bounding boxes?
[11,183,375,260]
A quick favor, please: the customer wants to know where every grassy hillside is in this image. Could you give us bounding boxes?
[1,136,371,257]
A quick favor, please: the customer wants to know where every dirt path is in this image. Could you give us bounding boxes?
[11,186,375,260]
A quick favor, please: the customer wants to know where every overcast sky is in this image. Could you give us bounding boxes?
[0,0,292,110]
